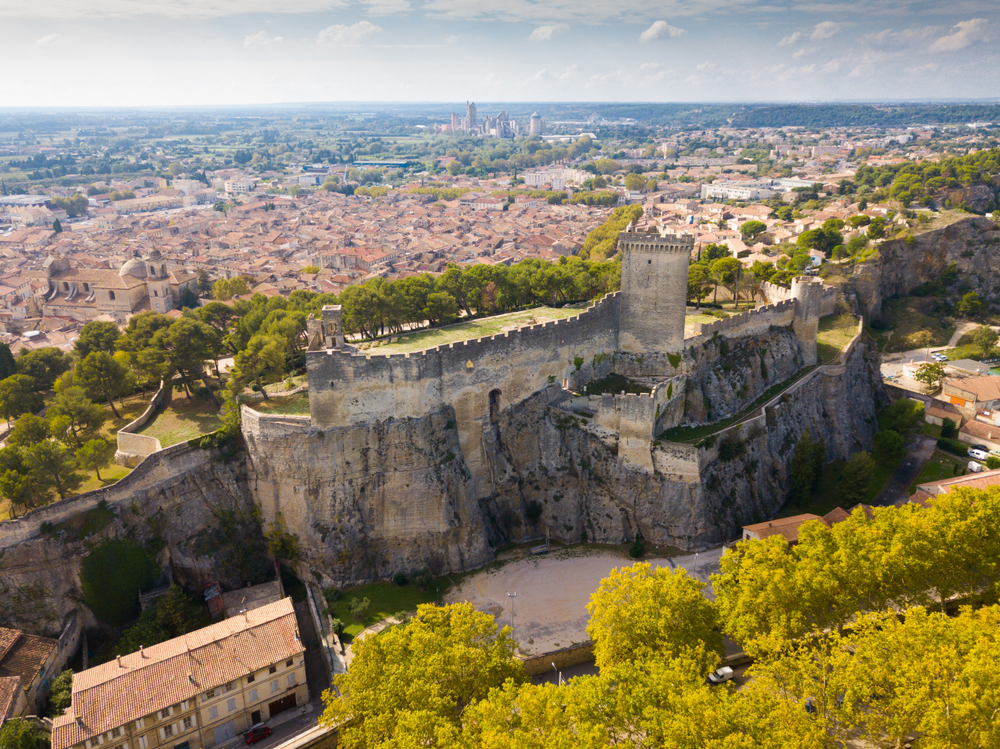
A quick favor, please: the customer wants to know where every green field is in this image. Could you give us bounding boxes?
[246,392,311,415]
[360,306,583,356]
[326,581,448,638]
[136,391,223,446]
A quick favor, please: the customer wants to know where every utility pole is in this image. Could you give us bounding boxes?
[506,591,516,636]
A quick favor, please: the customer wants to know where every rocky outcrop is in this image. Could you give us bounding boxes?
[243,409,493,586]
[479,333,884,550]
[0,444,264,636]
[851,215,1000,318]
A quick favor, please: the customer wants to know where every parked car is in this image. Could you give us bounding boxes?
[989,449,1000,458]
[245,726,272,745]
[970,444,989,452]
[967,448,989,461]
[707,666,734,684]
[931,352,948,362]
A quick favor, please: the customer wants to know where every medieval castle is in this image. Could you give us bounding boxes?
[301,223,834,486]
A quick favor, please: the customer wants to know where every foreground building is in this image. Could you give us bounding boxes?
[52,599,307,749]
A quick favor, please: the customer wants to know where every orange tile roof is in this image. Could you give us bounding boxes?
[51,598,302,749]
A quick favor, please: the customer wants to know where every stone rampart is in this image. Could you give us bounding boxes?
[690,299,796,337]
[307,293,621,497]
[0,441,208,549]
[115,380,170,466]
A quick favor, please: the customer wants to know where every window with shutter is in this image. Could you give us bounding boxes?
[138,737,149,749]
[208,706,218,721]
[287,673,296,688]
[248,688,258,703]
[181,716,193,731]
[135,718,145,730]
[227,698,237,713]
[271,680,279,693]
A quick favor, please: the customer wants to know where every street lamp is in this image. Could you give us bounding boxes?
[506,591,516,636]
[552,661,562,687]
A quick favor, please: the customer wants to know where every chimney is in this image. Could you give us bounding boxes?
[75,716,83,726]
[188,673,195,684]
[117,655,122,668]
[139,645,144,658]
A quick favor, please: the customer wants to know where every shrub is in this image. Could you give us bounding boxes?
[323,587,342,605]
[629,535,645,558]
[937,438,969,457]
[411,569,433,590]
[349,596,371,620]
[941,418,957,439]
[392,572,409,587]
[718,436,747,461]
[329,617,345,635]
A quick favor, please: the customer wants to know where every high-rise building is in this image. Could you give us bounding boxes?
[529,112,544,136]
[466,101,477,132]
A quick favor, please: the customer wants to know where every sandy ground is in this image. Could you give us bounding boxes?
[444,546,725,655]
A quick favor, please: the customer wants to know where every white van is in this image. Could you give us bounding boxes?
[968,461,983,473]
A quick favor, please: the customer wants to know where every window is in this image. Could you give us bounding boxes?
[248,688,258,704]
[287,673,296,688]
[109,290,116,300]
[181,716,193,731]
[83,283,90,291]
[153,289,158,297]
[111,728,122,739]
[268,665,277,674]
[224,681,234,692]
[271,680,279,694]
[180,700,190,711]
[135,718,145,730]
[247,674,255,684]
[162,724,174,739]
[158,708,173,720]
[227,698,237,713]
[208,706,218,721]
[63,283,69,291]
[138,738,149,749]
[285,659,293,668]
[204,688,215,700]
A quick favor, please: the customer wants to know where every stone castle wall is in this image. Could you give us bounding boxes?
[307,292,621,497]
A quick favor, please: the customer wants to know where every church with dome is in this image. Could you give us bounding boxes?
[38,250,199,323]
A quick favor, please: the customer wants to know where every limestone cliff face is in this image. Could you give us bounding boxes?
[242,408,493,586]
[0,446,261,636]
[480,335,884,551]
[699,334,885,537]
[685,327,803,423]
[851,216,1000,317]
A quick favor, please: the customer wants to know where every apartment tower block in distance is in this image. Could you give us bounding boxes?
[617,222,694,354]
[465,101,477,131]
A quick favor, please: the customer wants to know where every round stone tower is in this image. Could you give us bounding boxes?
[617,223,694,353]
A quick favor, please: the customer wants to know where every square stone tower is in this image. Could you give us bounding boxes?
[617,223,694,353]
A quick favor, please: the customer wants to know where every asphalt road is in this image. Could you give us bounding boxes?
[874,434,936,506]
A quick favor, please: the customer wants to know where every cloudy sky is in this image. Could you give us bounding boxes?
[2,0,998,107]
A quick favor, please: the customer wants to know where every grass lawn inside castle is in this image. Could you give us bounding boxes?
[359,306,582,356]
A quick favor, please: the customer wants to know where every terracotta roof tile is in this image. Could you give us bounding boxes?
[52,598,302,749]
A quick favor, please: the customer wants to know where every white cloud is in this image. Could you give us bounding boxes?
[811,21,844,40]
[792,47,809,58]
[638,62,660,72]
[821,58,841,73]
[35,33,63,46]
[363,0,411,15]
[529,23,567,41]
[640,20,686,43]
[930,18,989,52]
[445,34,461,43]
[778,31,802,46]
[1,0,349,18]
[525,64,579,83]
[696,61,716,71]
[244,31,282,47]
[317,21,382,46]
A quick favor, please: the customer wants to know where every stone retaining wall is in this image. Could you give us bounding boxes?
[114,380,170,466]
